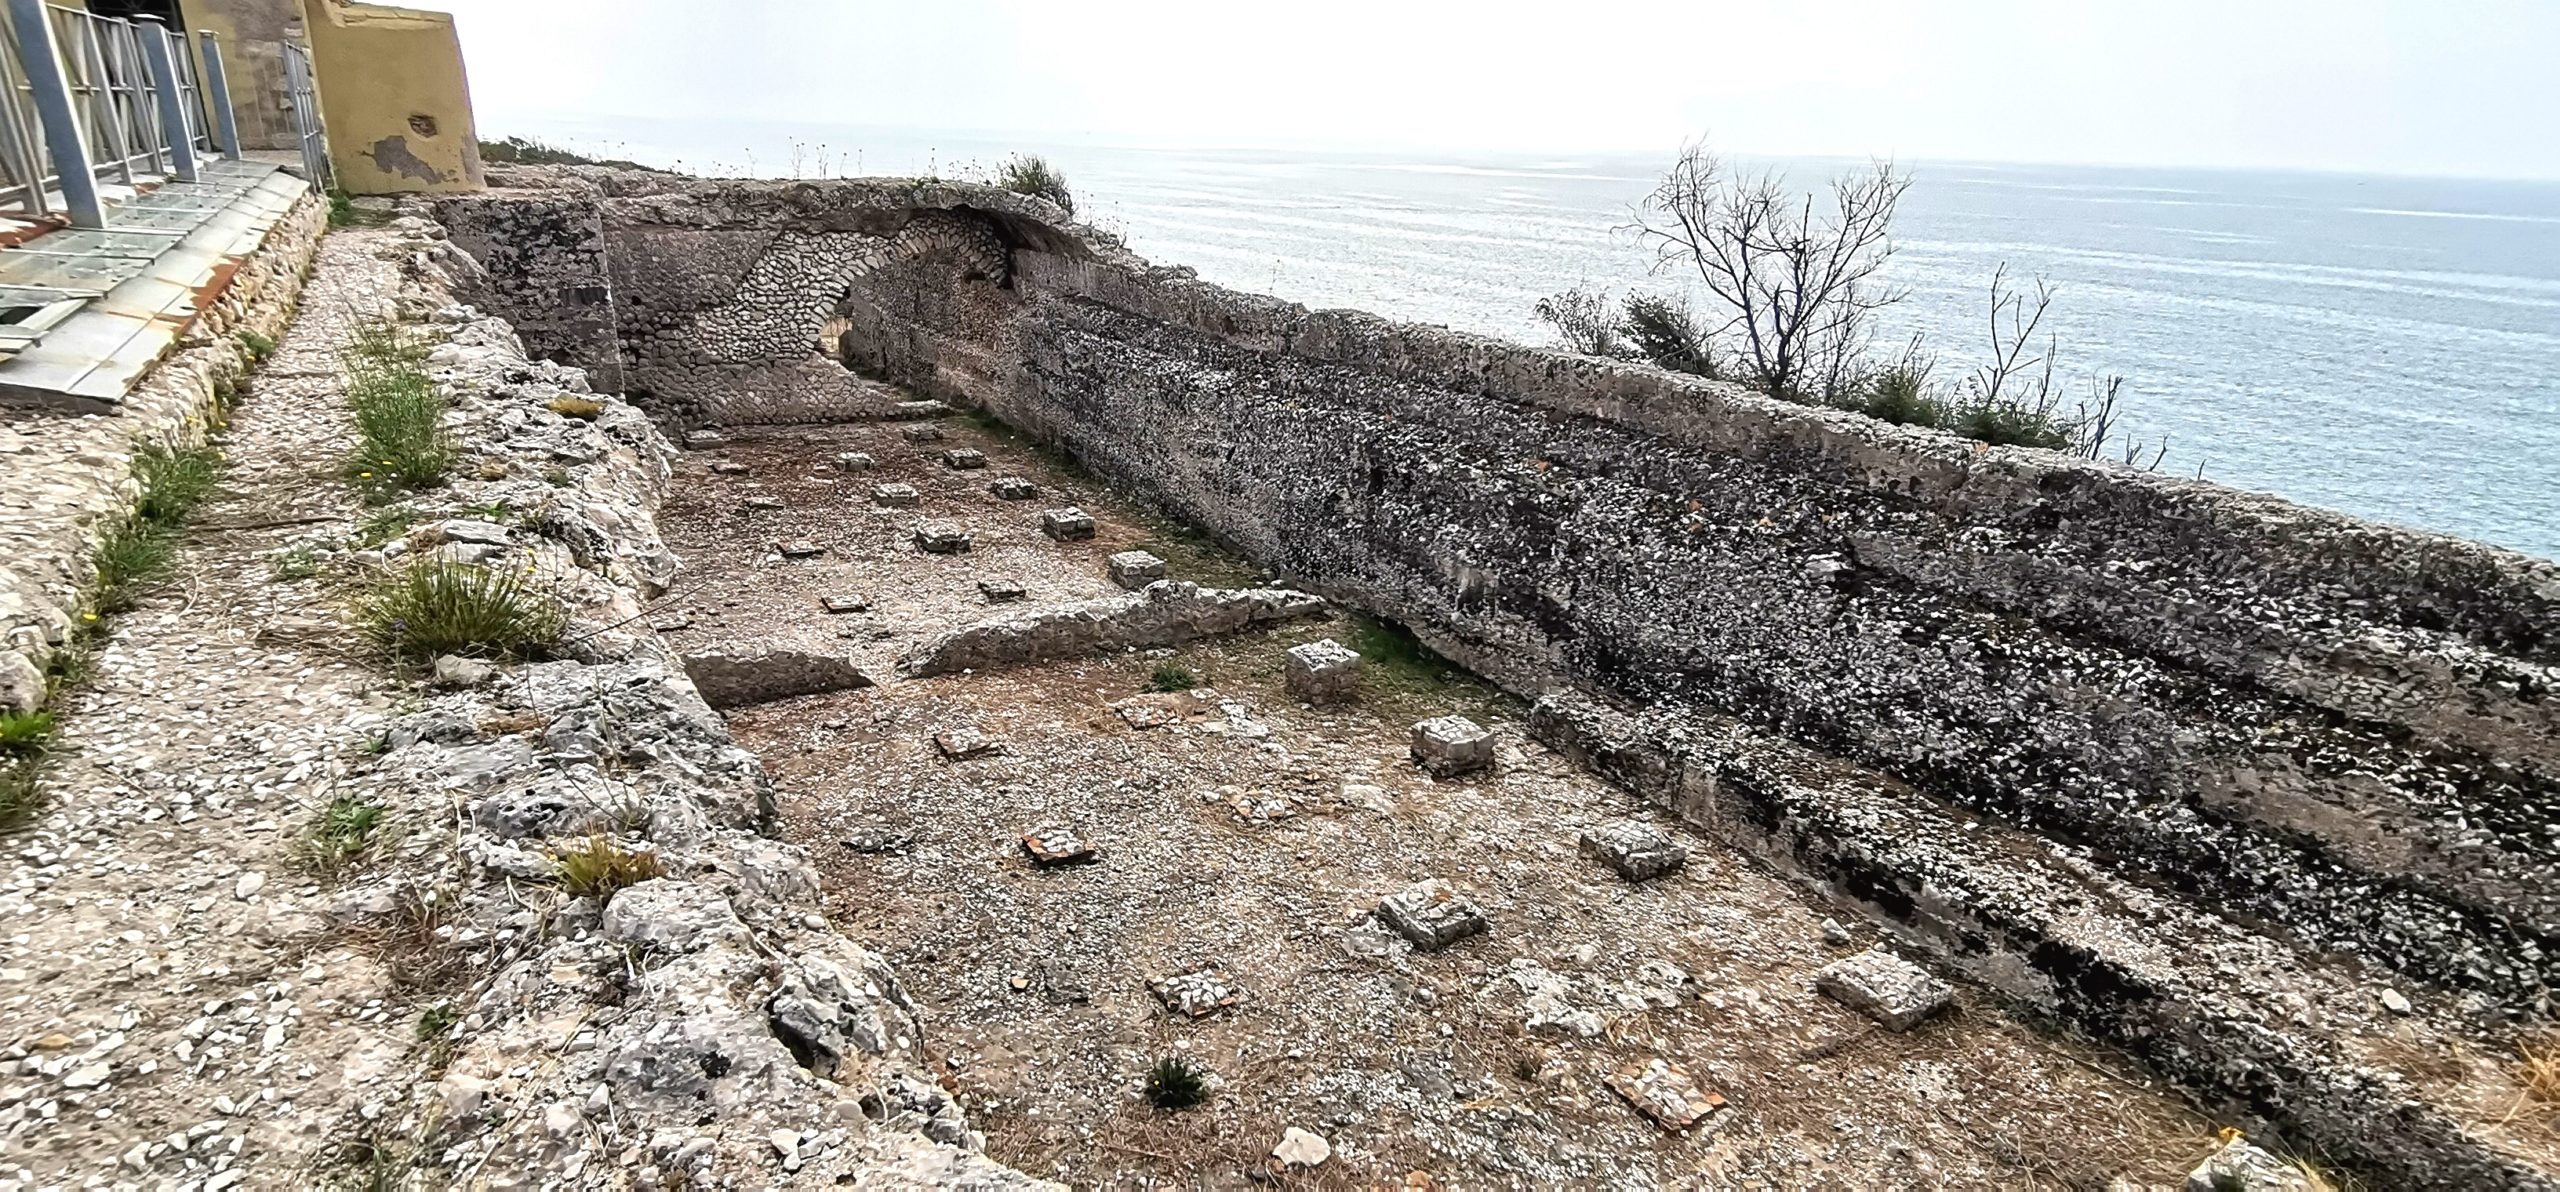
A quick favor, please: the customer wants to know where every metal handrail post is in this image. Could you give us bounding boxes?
[133,16,190,181]
[7,0,102,226]
[194,30,237,159]
[76,14,133,184]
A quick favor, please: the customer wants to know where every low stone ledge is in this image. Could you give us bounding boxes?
[681,641,876,709]
[899,580,1327,677]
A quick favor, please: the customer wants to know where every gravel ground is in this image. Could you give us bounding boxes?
[0,230,413,1188]
[660,420,2226,1189]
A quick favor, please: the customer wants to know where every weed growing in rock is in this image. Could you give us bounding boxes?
[89,440,225,614]
[1146,663,1198,693]
[551,834,664,900]
[351,889,468,994]
[299,795,387,878]
[326,187,355,227]
[1143,1057,1207,1110]
[996,153,1075,216]
[345,368,450,497]
[354,504,416,549]
[134,441,221,522]
[90,521,175,614]
[458,498,513,523]
[237,329,277,364]
[0,711,56,756]
[355,560,565,663]
[0,759,40,833]
[270,544,323,581]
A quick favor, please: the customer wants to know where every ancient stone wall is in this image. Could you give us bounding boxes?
[442,175,2560,1184]
[435,173,1037,427]
[847,218,2560,1012]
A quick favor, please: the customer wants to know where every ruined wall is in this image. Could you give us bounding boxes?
[303,0,483,194]
[435,175,1024,427]
[867,200,2560,1014]
[438,174,2560,1185]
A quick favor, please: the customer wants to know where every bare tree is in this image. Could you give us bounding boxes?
[1631,142,1912,399]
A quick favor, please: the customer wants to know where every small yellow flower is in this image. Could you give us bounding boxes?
[358,471,374,479]
[80,611,98,623]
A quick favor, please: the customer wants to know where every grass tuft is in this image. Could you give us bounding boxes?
[1145,663,1198,693]
[0,758,42,833]
[343,319,449,499]
[551,834,664,901]
[355,560,565,663]
[237,329,277,364]
[354,505,417,549]
[0,710,56,757]
[2523,1035,2560,1106]
[299,795,387,878]
[270,544,322,581]
[1143,1056,1207,1110]
[995,153,1075,215]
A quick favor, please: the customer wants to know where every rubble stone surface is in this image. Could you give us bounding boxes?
[1580,820,1689,882]
[1285,638,1363,704]
[1376,879,1490,951]
[1108,549,1167,590]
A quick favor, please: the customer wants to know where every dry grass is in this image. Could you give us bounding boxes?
[550,834,664,900]
[350,889,469,995]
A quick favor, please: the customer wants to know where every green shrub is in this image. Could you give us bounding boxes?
[996,153,1075,216]
[1143,1057,1207,1110]
[0,710,54,756]
[327,187,355,227]
[1852,359,1947,429]
[356,560,565,663]
[1948,397,2070,449]
[551,834,664,900]
[237,329,277,363]
[1618,293,1717,376]
[476,135,646,170]
[1146,663,1198,693]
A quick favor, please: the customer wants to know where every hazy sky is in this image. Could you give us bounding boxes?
[419,0,2560,180]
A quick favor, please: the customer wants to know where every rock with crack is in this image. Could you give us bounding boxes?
[680,641,875,709]
[872,482,920,508]
[1607,1058,1727,1131]
[1580,820,1688,882]
[901,581,1328,677]
[942,447,988,470]
[1039,506,1096,541]
[821,594,868,614]
[1377,879,1489,951]
[2184,1136,2320,1192]
[1411,715,1493,777]
[1107,550,1166,590]
[1815,948,1953,1031]
[989,476,1037,500]
[830,451,876,473]
[1285,638,1362,704]
[774,538,825,559]
[1020,824,1097,867]
[978,578,1025,603]
[914,522,973,554]
[935,725,999,759]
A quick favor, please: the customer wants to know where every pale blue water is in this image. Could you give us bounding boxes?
[504,115,2560,560]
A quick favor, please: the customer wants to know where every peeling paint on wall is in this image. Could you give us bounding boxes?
[366,134,447,183]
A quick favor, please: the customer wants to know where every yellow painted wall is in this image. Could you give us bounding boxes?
[299,0,483,194]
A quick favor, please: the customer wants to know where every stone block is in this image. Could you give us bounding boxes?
[775,539,825,559]
[934,725,998,759]
[1410,715,1492,777]
[1285,639,1362,704]
[1040,507,1097,541]
[1579,820,1688,882]
[709,460,750,476]
[1108,550,1166,590]
[830,451,876,473]
[2184,1137,2318,1192]
[820,594,868,614]
[1020,824,1097,867]
[681,643,874,709]
[1376,879,1489,951]
[1814,948,1952,1031]
[978,578,1026,603]
[683,429,729,450]
[1149,967,1241,1018]
[988,476,1038,500]
[891,399,950,419]
[1606,1058,1726,1132]
[744,495,784,511]
[914,522,973,554]
[941,448,988,470]
[901,424,944,443]
[872,483,919,508]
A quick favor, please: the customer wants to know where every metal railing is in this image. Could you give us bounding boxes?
[0,0,246,227]
[282,37,324,191]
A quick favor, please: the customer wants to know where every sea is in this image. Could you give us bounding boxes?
[499,115,2560,561]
